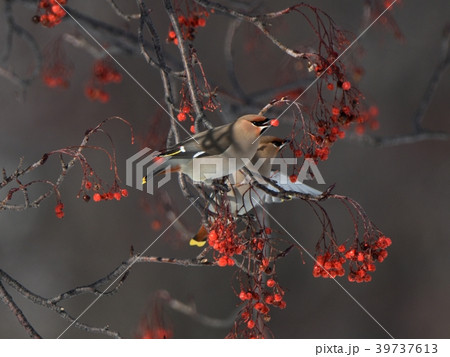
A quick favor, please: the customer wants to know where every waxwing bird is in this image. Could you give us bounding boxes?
[190,136,322,247]
[142,114,272,184]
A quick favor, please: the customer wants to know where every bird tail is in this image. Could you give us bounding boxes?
[189,225,208,247]
[142,156,180,185]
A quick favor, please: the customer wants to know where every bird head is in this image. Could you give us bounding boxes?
[237,114,272,137]
[255,136,290,159]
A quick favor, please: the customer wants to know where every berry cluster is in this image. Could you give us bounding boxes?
[85,60,122,103]
[42,74,69,88]
[139,328,172,339]
[84,87,110,103]
[208,219,244,267]
[83,180,128,203]
[312,236,392,283]
[346,236,392,283]
[312,252,346,278]
[176,105,196,134]
[354,106,380,135]
[167,4,210,45]
[54,202,64,219]
[92,189,128,202]
[282,6,378,166]
[33,0,67,28]
[41,40,73,89]
[93,60,122,84]
[238,278,286,332]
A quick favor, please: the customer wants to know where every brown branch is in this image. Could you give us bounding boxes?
[157,290,237,328]
[194,0,308,59]
[0,281,41,338]
[0,252,215,338]
[164,0,212,131]
[349,131,449,148]
[137,1,180,145]
[0,0,42,96]
[413,28,450,132]
[351,28,449,148]
[224,19,247,100]
[105,0,140,21]
[0,117,133,212]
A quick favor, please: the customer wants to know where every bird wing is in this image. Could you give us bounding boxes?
[264,171,322,203]
[159,123,235,159]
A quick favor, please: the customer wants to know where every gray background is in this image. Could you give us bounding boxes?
[0,0,449,338]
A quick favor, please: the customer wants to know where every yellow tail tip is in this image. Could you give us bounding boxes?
[142,177,147,185]
[189,238,207,247]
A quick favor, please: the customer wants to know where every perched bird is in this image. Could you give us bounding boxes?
[143,114,272,183]
[189,136,322,247]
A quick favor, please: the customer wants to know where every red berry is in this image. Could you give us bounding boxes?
[274,294,282,302]
[168,30,176,39]
[239,291,248,301]
[54,203,64,218]
[93,193,102,202]
[265,295,274,304]
[342,81,351,91]
[247,320,255,329]
[121,189,128,197]
[327,83,334,90]
[151,220,161,231]
[208,230,217,241]
[113,192,121,201]
[190,125,195,134]
[289,174,297,183]
[254,302,264,311]
[198,18,206,27]
[182,106,190,113]
[177,112,186,121]
[270,119,279,127]
[370,119,380,130]
[264,227,272,235]
[217,257,228,267]
[266,279,276,288]
[337,130,346,139]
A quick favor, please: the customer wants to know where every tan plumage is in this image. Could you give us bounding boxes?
[145,114,272,183]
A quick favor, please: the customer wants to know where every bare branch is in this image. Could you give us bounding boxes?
[164,0,212,131]
[0,282,42,338]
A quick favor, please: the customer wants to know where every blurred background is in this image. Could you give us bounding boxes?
[0,0,449,338]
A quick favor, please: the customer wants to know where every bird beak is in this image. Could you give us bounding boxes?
[259,118,273,133]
